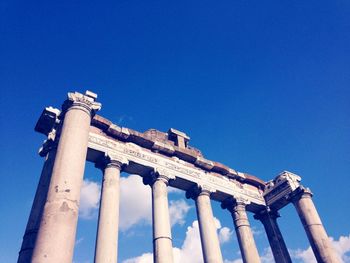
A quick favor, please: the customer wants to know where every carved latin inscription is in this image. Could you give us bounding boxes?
[88,132,265,205]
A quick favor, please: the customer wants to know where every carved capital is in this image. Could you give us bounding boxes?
[142,169,173,186]
[154,167,176,181]
[254,207,280,222]
[221,196,250,213]
[62,91,101,116]
[96,152,128,171]
[289,186,313,203]
[186,184,215,200]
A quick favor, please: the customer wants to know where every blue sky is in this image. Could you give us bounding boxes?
[1,0,349,262]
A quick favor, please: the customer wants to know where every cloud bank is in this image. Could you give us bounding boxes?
[79,175,192,231]
[123,218,234,263]
[79,179,101,219]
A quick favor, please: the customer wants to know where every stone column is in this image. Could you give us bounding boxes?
[223,199,260,263]
[144,173,174,263]
[254,209,291,263]
[18,138,57,263]
[292,187,340,263]
[94,154,127,263]
[32,91,101,263]
[187,187,223,263]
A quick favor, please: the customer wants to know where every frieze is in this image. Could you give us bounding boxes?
[123,147,159,165]
[88,132,265,205]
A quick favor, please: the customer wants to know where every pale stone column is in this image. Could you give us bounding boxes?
[18,139,57,263]
[223,199,260,263]
[144,173,174,263]
[254,210,291,263]
[94,154,127,263]
[32,91,101,263]
[292,188,340,263]
[188,187,223,263]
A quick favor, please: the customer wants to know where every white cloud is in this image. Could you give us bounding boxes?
[174,220,204,263]
[260,247,274,263]
[332,234,350,262]
[224,259,242,263]
[290,234,350,263]
[169,199,192,226]
[123,218,234,263]
[79,179,101,219]
[75,237,84,246]
[78,175,191,230]
[251,226,263,237]
[122,253,153,263]
[168,186,183,194]
[225,246,274,263]
[291,246,316,263]
[119,175,192,230]
[219,227,233,244]
[119,174,152,230]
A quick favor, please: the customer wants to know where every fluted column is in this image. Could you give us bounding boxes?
[223,199,260,263]
[32,91,101,263]
[18,138,58,263]
[187,187,223,263]
[292,187,339,263]
[144,172,174,263]
[254,209,291,263]
[94,154,127,263]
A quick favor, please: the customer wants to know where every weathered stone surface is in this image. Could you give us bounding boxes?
[292,188,340,263]
[92,115,112,130]
[23,91,339,263]
[35,107,60,135]
[87,132,266,209]
[31,91,100,263]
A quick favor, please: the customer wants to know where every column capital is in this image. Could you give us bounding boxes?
[289,186,313,203]
[96,152,128,171]
[143,170,172,186]
[221,196,250,213]
[62,91,101,117]
[254,208,280,222]
[185,185,214,200]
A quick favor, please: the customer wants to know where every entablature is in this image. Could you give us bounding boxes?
[263,171,302,210]
[87,130,266,211]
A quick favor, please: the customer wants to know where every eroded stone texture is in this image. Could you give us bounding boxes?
[31,91,100,263]
[20,91,339,263]
[292,188,340,263]
[17,142,57,263]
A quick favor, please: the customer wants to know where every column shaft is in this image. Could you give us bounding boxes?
[152,177,174,263]
[94,162,121,263]
[231,203,260,263]
[255,211,291,263]
[196,191,223,263]
[32,104,93,263]
[18,148,57,263]
[293,191,339,263]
